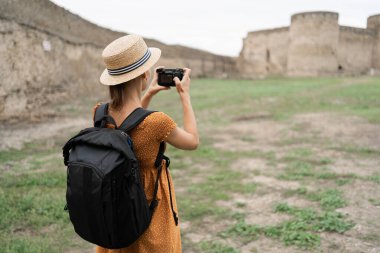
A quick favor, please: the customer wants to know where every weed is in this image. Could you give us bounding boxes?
[262,226,282,238]
[178,198,228,222]
[236,202,246,208]
[317,189,346,210]
[278,161,314,180]
[313,211,354,233]
[187,169,258,202]
[274,202,354,233]
[318,157,334,165]
[221,210,322,249]
[220,218,261,242]
[282,187,347,211]
[335,178,353,186]
[360,233,379,242]
[0,170,66,188]
[0,235,62,253]
[368,174,380,184]
[331,145,380,157]
[369,198,380,206]
[279,163,359,184]
[283,148,312,161]
[282,230,320,248]
[198,240,240,253]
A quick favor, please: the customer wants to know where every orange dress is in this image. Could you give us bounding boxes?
[92,103,182,253]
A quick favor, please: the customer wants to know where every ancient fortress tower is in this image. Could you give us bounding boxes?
[238,12,380,77]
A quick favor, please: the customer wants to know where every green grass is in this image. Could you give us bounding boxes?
[281,148,334,166]
[198,240,240,253]
[369,198,380,206]
[220,218,261,243]
[330,145,380,157]
[154,77,380,124]
[220,202,353,250]
[367,174,380,184]
[274,203,354,234]
[284,187,346,211]
[0,142,52,165]
[187,170,258,201]
[277,160,360,185]
[178,198,228,222]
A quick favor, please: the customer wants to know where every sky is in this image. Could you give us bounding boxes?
[50,0,379,57]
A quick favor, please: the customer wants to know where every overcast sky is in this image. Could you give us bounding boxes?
[50,0,379,57]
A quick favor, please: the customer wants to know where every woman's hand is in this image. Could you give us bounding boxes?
[173,68,192,99]
[141,66,170,109]
[146,66,170,96]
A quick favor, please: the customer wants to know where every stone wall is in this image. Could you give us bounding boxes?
[238,27,288,78]
[239,11,380,78]
[0,0,236,122]
[368,14,380,71]
[337,26,374,75]
[0,18,105,121]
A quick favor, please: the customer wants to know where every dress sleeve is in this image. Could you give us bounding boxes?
[150,112,177,142]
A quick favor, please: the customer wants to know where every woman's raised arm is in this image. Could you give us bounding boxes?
[165,68,199,150]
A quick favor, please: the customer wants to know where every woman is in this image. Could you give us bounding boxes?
[94,34,199,253]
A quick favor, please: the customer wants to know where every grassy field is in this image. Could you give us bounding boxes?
[0,76,379,252]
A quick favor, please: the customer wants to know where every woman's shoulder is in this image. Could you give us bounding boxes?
[146,111,174,122]
[143,111,176,128]
[143,111,177,142]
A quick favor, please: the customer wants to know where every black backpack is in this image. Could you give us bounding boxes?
[62,103,177,249]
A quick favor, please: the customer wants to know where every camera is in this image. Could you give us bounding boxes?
[156,68,184,87]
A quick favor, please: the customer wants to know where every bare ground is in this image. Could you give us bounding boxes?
[205,112,380,252]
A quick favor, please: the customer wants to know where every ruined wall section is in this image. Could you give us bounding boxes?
[0,18,106,121]
[287,12,339,77]
[367,14,380,71]
[337,26,374,75]
[237,27,289,78]
[0,0,236,121]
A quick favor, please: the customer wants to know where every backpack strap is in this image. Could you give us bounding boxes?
[94,103,154,131]
[164,155,178,226]
[118,107,155,132]
[94,103,109,127]
[118,108,178,225]
[152,141,179,226]
[150,155,163,210]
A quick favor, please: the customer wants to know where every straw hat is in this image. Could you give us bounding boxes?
[100,34,161,86]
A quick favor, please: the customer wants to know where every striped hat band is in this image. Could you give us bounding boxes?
[107,49,151,76]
